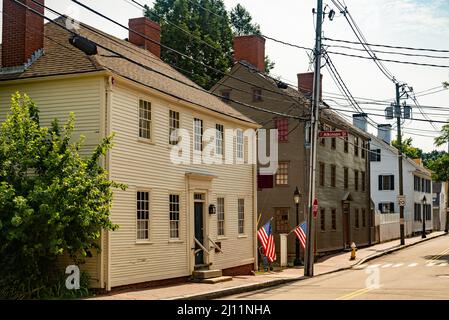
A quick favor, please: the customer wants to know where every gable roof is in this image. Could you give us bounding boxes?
[0,16,255,125]
[219,61,371,139]
[369,133,432,176]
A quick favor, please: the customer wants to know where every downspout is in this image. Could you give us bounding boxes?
[253,159,258,272]
[106,75,113,291]
[367,139,372,245]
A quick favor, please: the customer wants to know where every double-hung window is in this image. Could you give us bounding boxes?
[137,191,150,240]
[238,199,245,234]
[169,110,180,145]
[216,124,224,156]
[169,194,180,239]
[194,118,203,151]
[378,175,395,191]
[236,129,244,159]
[217,197,225,236]
[139,100,152,140]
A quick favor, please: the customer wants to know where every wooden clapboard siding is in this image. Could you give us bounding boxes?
[0,75,104,287]
[107,82,256,287]
[0,76,102,155]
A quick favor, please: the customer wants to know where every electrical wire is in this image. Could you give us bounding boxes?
[324,37,449,54]
[19,0,307,121]
[67,0,316,104]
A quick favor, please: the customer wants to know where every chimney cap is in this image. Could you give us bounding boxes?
[353,113,368,118]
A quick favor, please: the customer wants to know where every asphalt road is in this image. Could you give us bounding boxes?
[221,235,449,300]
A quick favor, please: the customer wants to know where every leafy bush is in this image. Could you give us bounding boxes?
[0,93,126,299]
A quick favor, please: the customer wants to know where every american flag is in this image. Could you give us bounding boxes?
[294,221,307,249]
[257,220,276,263]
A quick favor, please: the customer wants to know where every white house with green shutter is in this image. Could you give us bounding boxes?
[369,125,433,242]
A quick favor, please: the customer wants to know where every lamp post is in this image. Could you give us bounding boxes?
[293,187,303,266]
[422,195,427,239]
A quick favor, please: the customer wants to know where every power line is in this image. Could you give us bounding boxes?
[324,37,449,54]
[330,0,395,82]
[328,106,449,124]
[327,50,449,68]
[326,43,449,60]
[20,0,307,121]
[324,53,380,129]
[67,0,316,104]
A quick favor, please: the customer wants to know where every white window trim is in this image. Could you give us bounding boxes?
[137,99,154,143]
[236,129,244,159]
[169,193,181,240]
[136,188,152,243]
[216,124,225,157]
[237,198,245,236]
[169,109,181,146]
[217,196,226,237]
[194,118,203,152]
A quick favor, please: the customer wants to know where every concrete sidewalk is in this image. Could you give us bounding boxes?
[91,231,447,300]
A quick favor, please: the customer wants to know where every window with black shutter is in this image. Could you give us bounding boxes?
[389,202,395,213]
[379,175,394,190]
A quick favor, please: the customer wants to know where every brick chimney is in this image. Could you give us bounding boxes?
[233,35,265,72]
[128,17,161,58]
[2,0,45,70]
[297,72,323,101]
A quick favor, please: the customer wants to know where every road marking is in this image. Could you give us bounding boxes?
[367,264,380,268]
[381,263,393,268]
[354,264,367,269]
[438,262,448,267]
[336,287,375,300]
[426,263,436,267]
[426,247,449,265]
[408,263,418,267]
[393,263,403,268]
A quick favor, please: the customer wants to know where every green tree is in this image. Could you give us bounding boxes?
[0,93,126,298]
[422,150,446,168]
[230,4,275,74]
[145,0,233,90]
[428,124,449,182]
[230,3,260,36]
[391,136,423,159]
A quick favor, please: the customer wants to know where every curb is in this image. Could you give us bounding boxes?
[171,232,447,300]
[353,232,447,267]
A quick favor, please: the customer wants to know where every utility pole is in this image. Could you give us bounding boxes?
[304,0,323,277]
[396,83,406,246]
[446,141,449,233]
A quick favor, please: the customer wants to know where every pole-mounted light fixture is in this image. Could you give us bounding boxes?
[294,187,301,205]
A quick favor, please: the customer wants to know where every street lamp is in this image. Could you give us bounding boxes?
[422,195,427,239]
[293,187,303,266]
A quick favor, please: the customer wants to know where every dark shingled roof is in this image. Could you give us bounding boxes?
[0,17,256,124]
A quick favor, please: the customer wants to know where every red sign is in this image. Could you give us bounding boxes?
[318,131,348,138]
[313,199,318,218]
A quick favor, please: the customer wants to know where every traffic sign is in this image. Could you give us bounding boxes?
[397,195,406,207]
[313,199,318,218]
[318,131,348,138]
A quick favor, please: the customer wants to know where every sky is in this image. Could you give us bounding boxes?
[1,0,449,152]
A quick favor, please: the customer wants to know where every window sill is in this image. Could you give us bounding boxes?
[168,239,183,244]
[137,138,155,145]
[238,235,248,239]
[217,236,228,240]
[135,240,154,245]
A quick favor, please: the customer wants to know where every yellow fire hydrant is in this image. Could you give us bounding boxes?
[350,242,357,260]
